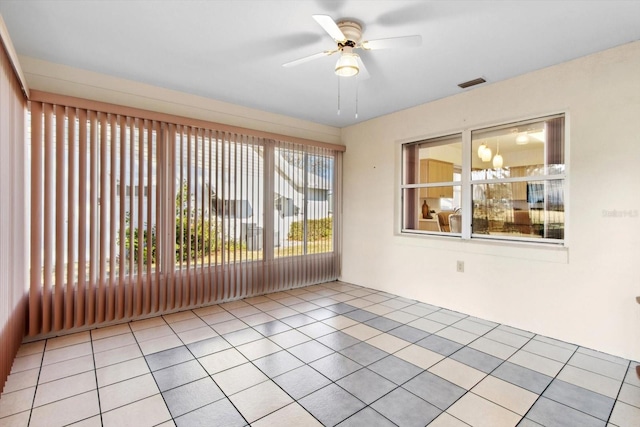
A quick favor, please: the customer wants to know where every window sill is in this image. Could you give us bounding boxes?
[397,231,569,264]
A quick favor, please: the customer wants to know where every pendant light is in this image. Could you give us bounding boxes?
[477,143,488,158]
[481,145,492,162]
[493,140,503,168]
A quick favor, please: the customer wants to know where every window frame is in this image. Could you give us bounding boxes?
[399,113,568,246]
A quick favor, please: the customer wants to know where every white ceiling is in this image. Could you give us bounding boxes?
[1,1,639,128]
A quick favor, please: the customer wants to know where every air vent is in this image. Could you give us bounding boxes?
[458,77,486,89]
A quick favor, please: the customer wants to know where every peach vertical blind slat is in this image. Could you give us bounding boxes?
[27,100,342,337]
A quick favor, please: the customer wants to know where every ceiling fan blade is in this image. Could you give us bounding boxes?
[282,50,335,68]
[356,56,370,80]
[312,14,346,42]
[361,35,422,50]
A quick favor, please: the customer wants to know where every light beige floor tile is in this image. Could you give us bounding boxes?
[268,330,311,349]
[617,383,640,408]
[11,353,46,375]
[192,304,224,316]
[429,358,486,390]
[497,325,534,338]
[15,341,45,358]
[98,373,159,412]
[447,392,521,427]
[2,367,39,393]
[129,317,166,331]
[91,332,137,353]
[93,343,142,368]
[138,334,183,355]
[508,350,565,377]
[242,312,277,326]
[220,300,250,310]
[329,293,357,303]
[96,356,150,387]
[101,394,171,427]
[363,294,390,304]
[228,305,262,318]
[366,333,411,354]
[568,352,628,381]
[230,380,294,423]
[45,332,91,351]
[383,310,419,324]
[289,302,321,313]
[213,362,268,395]
[199,348,249,375]
[0,410,30,427]
[394,344,444,369]
[342,324,383,341]
[252,402,323,427]
[212,319,249,335]
[42,342,92,366]
[453,319,496,336]
[609,400,640,427]
[532,335,575,350]
[168,317,207,333]
[322,315,359,330]
[0,387,35,418]
[408,318,447,334]
[176,326,218,344]
[33,371,96,407]
[68,415,102,426]
[577,347,629,366]
[472,375,538,416]
[236,338,282,360]
[253,301,286,312]
[484,329,529,348]
[361,304,395,316]
[155,421,176,427]
[39,354,94,384]
[29,390,100,427]
[468,337,518,360]
[244,295,273,304]
[266,307,299,319]
[162,310,197,324]
[557,364,622,398]
[435,326,479,345]
[200,311,235,325]
[133,324,175,342]
[428,412,471,427]
[344,298,375,309]
[402,305,434,317]
[521,340,573,363]
[90,323,131,341]
[297,322,337,339]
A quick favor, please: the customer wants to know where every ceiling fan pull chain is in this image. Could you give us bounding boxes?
[355,76,359,119]
[337,76,341,115]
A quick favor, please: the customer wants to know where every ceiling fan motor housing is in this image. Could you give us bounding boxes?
[337,20,363,44]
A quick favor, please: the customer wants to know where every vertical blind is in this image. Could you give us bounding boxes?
[28,99,343,337]
[0,31,27,393]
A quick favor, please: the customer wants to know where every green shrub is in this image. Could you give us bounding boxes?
[288,217,332,241]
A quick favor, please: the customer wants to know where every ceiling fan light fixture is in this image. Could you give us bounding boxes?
[335,52,359,77]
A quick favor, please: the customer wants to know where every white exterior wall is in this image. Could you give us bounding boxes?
[341,41,640,361]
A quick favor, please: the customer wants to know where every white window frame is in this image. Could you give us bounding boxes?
[400,113,568,246]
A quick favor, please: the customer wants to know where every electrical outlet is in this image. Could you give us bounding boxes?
[456,260,464,273]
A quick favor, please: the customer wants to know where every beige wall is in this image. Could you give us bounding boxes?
[341,41,640,361]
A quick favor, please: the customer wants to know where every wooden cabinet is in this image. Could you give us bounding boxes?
[419,159,453,198]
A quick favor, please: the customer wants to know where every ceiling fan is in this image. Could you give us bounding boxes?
[283,15,422,79]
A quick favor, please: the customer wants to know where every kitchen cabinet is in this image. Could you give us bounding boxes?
[420,159,453,198]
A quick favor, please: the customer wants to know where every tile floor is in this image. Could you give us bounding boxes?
[1,281,639,427]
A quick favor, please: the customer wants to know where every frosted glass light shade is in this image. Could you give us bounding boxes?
[493,153,503,168]
[477,143,487,158]
[481,147,492,162]
[335,53,359,77]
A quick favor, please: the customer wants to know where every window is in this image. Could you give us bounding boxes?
[401,114,566,243]
[27,97,344,332]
